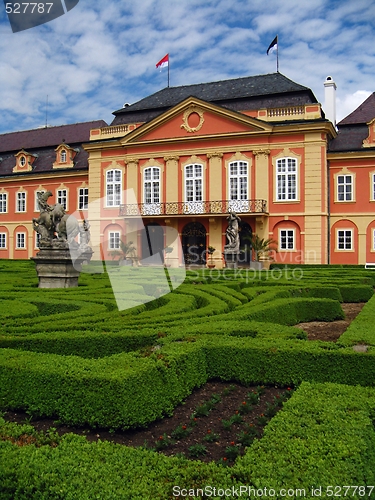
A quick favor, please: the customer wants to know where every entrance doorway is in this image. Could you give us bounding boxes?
[182,222,207,265]
[141,223,165,264]
[239,222,252,265]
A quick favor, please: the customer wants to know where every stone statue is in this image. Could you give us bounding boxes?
[224,212,241,251]
[32,191,79,246]
[31,192,93,288]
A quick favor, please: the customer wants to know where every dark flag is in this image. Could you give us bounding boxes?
[267,36,278,55]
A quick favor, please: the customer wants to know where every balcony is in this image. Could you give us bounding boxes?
[119,199,267,217]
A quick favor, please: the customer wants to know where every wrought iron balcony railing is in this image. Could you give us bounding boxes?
[119,199,267,217]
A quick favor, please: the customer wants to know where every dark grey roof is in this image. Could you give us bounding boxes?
[0,120,107,154]
[112,73,317,117]
[0,120,107,177]
[328,125,370,152]
[338,93,375,126]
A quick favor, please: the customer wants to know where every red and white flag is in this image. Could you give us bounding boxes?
[156,54,169,70]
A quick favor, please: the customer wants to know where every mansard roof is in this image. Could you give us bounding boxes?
[0,120,107,154]
[0,120,107,176]
[329,93,375,152]
[111,73,318,126]
[338,93,375,126]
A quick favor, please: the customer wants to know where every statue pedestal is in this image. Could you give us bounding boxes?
[31,245,93,288]
[223,250,240,269]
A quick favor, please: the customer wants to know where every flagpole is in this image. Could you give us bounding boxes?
[168,55,170,87]
[276,34,279,73]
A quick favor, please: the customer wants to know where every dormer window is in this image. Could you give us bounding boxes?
[13,150,37,173]
[53,144,77,169]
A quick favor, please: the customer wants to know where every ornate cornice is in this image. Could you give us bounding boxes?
[252,149,271,157]
[207,152,223,159]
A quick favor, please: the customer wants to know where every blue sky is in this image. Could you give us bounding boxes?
[0,0,374,134]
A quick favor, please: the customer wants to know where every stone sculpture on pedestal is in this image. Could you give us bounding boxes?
[223,212,241,269]
[31,191,93,288]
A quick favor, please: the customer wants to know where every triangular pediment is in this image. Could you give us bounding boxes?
[120,97,272,145]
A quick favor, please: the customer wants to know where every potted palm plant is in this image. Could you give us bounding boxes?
[250,234,278,269]
[206,246,216,268]
[110,240,138,266]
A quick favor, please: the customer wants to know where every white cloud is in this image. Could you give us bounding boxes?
[0,0,374,134]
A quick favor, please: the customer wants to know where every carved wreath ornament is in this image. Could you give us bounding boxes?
[181,107,205,133]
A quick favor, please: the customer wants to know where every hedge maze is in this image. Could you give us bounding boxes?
[1,261,375,498]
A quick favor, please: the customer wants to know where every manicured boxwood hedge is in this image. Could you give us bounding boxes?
[1,260,375,495]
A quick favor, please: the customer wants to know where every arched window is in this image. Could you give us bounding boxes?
[60,150,67,163]
[106,169,122,207]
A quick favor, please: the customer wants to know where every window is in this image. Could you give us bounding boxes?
[106,170,122,207]
[35,232,41,249]
[57,189,67,210]
[35,190,45,211]
[276,158,297,201]
[16,192,26,212]
[60,150,67,163]
[78,188,89,210]
[20,156,26,167]
[16,233,26,249]
[144,167,160,204]
[279,229,295,250]
[0,193,7,213]
[185,164,203,202]
[337,174,353,201]
[109,231,120,250]
[337,229,352,250]
[184,164,204,214]
[372,174,375,201]
[0,233,6,249]
[228,161,249,212]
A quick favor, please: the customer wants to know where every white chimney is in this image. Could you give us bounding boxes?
[324,76,337,127]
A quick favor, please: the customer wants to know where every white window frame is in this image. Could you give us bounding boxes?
[16,191,26,213]
[60,150,67,163]
[144,167,160,204]
[276,158,298,201]
[228,161,249,212]
[57,189,67,210]
[16,232,26,249]
[372,228,375,251]
[20,156,26,167]
[337,229,353,251]
[0,193,8,213]
[106,169,122,207]
[143,167,161,215]
[108,231,121,250]
[337,174,353,202]
[78,188,89,210]
[0,233,6,249]
[279,229,295,251]
[184,164,204,214]
[371,173,375,201]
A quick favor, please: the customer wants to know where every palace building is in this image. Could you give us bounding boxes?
[0,73,374,267]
